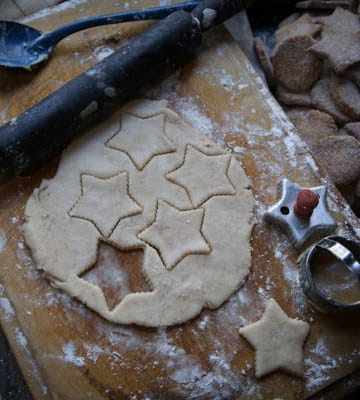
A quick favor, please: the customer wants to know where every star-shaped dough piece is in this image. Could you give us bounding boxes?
[310,8,360,72]
[138,200,211,270]
[106,113,176,170]
[69,173,142,237]
[166,146,235,207]
[239,299,310,378]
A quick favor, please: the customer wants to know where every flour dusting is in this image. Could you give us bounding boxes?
[94,46,114,62]
[0,284,15,320]
[62,342,86,367]
[21,0,88,22]
[15,327,28,348]
[305,337,338,391]
[176,98,217,138]
[0,228,6,253]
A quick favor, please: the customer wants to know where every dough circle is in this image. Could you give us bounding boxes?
[24,99,254,327]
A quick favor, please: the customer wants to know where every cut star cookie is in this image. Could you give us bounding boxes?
[69,173,142,237]
[239,298,310,378]
[275,14,322,44]
[272,35,322,92]
[138,200,210,270]
[166,145,235,207]
[106,112,176,170]
[23,99,254,327]
[310,8,360,73]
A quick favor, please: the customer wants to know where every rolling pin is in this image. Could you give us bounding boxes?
[0,0,253,177]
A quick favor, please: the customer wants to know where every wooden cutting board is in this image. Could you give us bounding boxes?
[0,1,359,399]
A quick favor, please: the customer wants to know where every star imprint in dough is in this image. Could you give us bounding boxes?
[138,200,211,270]
[106,113,176,170]
[166,145,236,207]
[69,173,142,237]
[239,298,310,378]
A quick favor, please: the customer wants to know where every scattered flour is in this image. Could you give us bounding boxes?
[0,228,6,253]
[0,284,15,320]
[21,0,89,22]
[273,241,308,314]
[94,46,114,62]
[15,327,28,348]
[233,146,246,154]
[219,70,235,92]
[10,216,19,224]
[83,343,107,363]
[305,337,338,391]
[198,315,210,330]
[0,104,9,125]
[62,342,86,367]
[176,98,216,138]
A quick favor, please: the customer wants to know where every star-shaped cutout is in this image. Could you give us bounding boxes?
[263,179,337,248]
[166,146,236,207]
[106,113,176,170]
[239,299,310,378]
[69,173,142,237]
[310,8,360,73]
[138,200,211,270]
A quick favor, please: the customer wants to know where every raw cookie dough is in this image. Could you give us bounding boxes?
[23,99,254,327]
[239,298,310,378]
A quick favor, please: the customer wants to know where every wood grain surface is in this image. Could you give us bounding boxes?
[0,1,359,399]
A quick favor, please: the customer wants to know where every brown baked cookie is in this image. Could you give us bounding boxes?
[337,128,349,136]
[272,35,322,92]
[314,7,359,33]
[310,8,360,73]
[276,85,312,107]
[311,78,352,124]
[330,74,360,119]
[346,66,360,88]
[287,108,337,148]
[275,14,322,44]
[296,0,358,12]
[311,135,360,186]
[278,13,300,29]
[339,181,360,216]
[254,36,276,89]
[344,121,360,141]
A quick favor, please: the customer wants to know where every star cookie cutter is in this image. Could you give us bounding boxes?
[263,179,337,248]
[299,235,360,313]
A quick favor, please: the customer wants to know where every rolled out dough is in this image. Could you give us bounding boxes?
[23,99,254,327]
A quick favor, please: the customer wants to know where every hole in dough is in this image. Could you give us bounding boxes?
[80,242,149,311]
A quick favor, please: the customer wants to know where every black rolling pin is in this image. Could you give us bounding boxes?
[0,0,253,177]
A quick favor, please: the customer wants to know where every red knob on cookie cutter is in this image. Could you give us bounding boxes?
[294,189,319,219]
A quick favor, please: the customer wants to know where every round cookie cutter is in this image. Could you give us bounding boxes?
[299,235,360,313]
